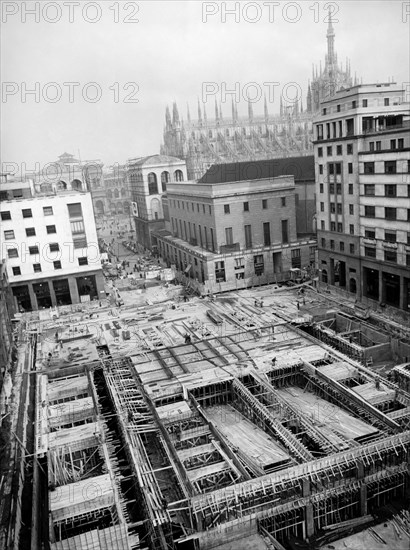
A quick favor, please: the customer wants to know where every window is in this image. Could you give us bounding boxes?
[25,227,36,237]
[335,163,341,175]
[349,224,354,235]
[263,222,271,246]
[322,108,327,115]
[370,142,375,152]
[215,260,225,283]
[385,184,396,197]
[365,229,376,239]
[390,139,396,150]
[4,230,14,240]
[243,201,249,212]
[336,145,342,155]
[337,203,342,214]
[336,184,342,195]
[352,100,357,109]
[46,225,56,234]
[78,257,88,266]
[376,141,381,151]
[174,170,184,182]
[148,173,158,195]
[43,206,53,216]
[224,204,230,214]
[1,211,11,220]
[364,184,375,196]
[53,260,62,270]
[340,242,345,251]
[321,238,326,248]
[329,184,335,194]
[318,147,323,157]
[320,202,324,212]
[398,138,404,150]
[329,163,334,175]
[33,263,42,273]
[12,267,21,276]
[244,225,252,248]
[254,255,264,276]
[385,207,396,220]
[330,202,336,213]
[209,205,212,215]
[22,208,32,218]
[347,143,353,154]
[8,248,18,258]
[384,250,397,263]
[348,184,353,195]
[281,220,289,244]
[384,230,396,243]
[49,243,59,252]
[385,160,396,174]
[73,236,87,249]
[330,240,335,250]
[364,162,375,174]
[331,221,336,231]
[349,244,355,254]
[225,227,233,245]
[365,247,376,258]
[337,104,341,112]
[347,203,354,216]
[68,203,82,218]
[321,220,325,230]
[262,199,268,209]
[291,248,301,268]
[362,99,368,107]
[327,146,332,156]
[320,184,324,193]
[384,98,389,106]
[319,164,323,174]
[161,171,170,191]
[364,206,375,217]
[348,163,353,174]
[337,222,343,232]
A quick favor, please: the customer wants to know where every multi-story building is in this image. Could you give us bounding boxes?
[102,164,130,217]
[0,177,105,313]
[155,165,316,293]
[314,82,410,311]
[128,154,187,251]
[0,260,13,377]
[161,16,353,180]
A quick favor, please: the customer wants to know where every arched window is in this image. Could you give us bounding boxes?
[148,172,158,195]
[208,130,213,138]
[57,180,67,190]
[40,182,52,193]
[161,171,170,191]
[174,170,184,182]
[106,189,112,199]
[121,187,127,197]
[321,269,328,284]
[114,188,120,198]
[71,179,82,191]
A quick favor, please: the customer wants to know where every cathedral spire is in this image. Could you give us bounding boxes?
[248,100,253,123]
[197,98,202,124]
[187,103,191,124]
[203,103,208,125]
[280,95,283,117]
[264,94,269,121]
[219,101,223,121]
[231,99,236,123]
[326,8,335,64]
[165,105,171,128]
[214,98,219,122]
[172,102,180,126]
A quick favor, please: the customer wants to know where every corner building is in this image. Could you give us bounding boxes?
[1,179,105,313]
[314,83,410,311]
[155,165,316,293]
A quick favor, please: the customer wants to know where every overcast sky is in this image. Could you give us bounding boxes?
[1,0,409,174]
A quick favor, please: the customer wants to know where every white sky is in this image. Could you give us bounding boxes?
[1,0,409,174]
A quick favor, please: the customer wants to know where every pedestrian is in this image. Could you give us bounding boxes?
[296,301,300,310]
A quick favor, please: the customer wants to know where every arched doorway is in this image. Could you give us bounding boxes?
[321,269,328,284]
